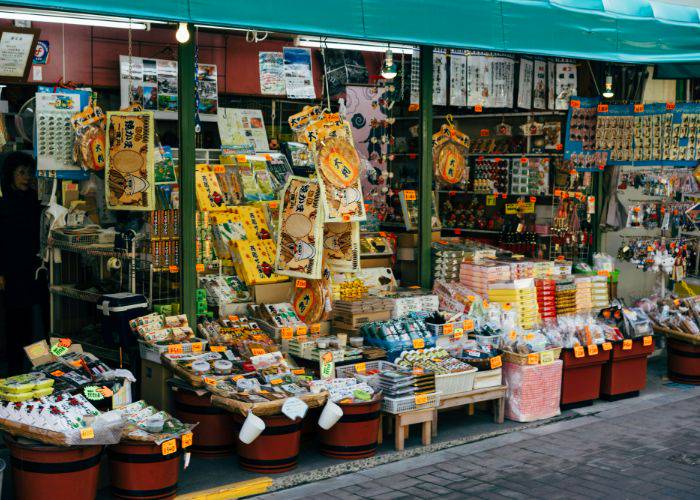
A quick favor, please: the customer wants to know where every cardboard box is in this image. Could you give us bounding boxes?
[24,338,83,367]
[140,359,172,411]
[333,309,392,328]
[361,255,393,268]
[252,281,293,304]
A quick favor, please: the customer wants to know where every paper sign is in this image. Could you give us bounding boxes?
[602,342,612,351]
[643,336,653,347]
[80,427,95,440]
[527,353,539,365]
[442,324,454,335]
[574,345,585,358]
[182,432,193,449]
[281,328,293,340]
[412,338,425,349]
[50,344,68,357]
[210,345,226,352]
[622,339,633,350]
[539,350,555,365]
[355,362,367,373]
[84,386,105,401]
[587,344,599,356]
[162,439,177,456]
[168,344,183,354]
[282,397,309,420]
[490,356,502,369]
[296,326,308,336]
[415,394,428,405]
[463,319,474,331]
[310,323,321,334]
[320,351,334,380]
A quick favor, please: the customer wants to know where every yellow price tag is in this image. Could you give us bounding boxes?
[167,344,183,355]
[161,439,177,456]
[602,342,612,351]
[404,190,417,201]
[490,356,502,369]
[573,345,585,358]
[296,326,308,337]
[442,324,453,335]
[527,353,539,365]
[191,342,203,353]
[587,344,599,356]
[80,427,94,440]
[622,339,633,350]
[195,263,205,272]
[310,323,321,334]
[643,336,653,347]
[453,328,463,339]
[251,348,266,356]
[463,319,474,331]
[539,350,555,365]
[413,338,425,349]
[355,362,367,373]
[280,327,293,339]
[210,345,226,352]
[270,378,283,385]
[182,432,193,449]
[415,394,428,405]
[292,368,305,375]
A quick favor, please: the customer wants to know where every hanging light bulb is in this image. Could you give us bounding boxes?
[175,22,190,44]
[602,72,614,99]
[381,48,398,80]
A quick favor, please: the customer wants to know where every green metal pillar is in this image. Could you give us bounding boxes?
[178,24,197,322]
[418,45,434,289]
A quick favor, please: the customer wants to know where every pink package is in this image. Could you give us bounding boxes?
[503,360,562,422]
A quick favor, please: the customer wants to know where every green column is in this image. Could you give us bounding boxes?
[178,24,197,322]
[418,45,434,289]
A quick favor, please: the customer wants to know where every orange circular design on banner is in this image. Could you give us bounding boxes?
[437,143,466,184]
[317,138,361,188]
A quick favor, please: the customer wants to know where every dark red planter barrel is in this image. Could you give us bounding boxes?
[108,440,181,499]
[601,338,654,400]
[5,434,102,500]
[173,389,236,456]
[667,338,700,385]
[560,348,611,407]
[233,413,301,473]
[319,396,382,460]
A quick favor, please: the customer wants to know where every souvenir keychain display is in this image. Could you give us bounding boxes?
[472,158,509,193]
[617,167,698,198]
[617,236,697,283]
[432,116,470,189]
[624,200,694,232]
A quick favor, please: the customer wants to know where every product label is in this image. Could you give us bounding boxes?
[182,432,193,449]
[162,439,177,456]
[415,394,428,405]
[490,356,502,369]
[622,339,633,350]
[643,336,653,347]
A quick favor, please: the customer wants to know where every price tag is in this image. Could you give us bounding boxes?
[50,344,69,357]
[527,353,539,365]
[463,319,474,331]
[529,196,537,203]
[310,323,321,334]
[587,344,599,356]
[58,338,72,348]
[555,143,563,151]
[412,367,424,375]
[634,103,644,113]
[539,350,555,365]
[269,201,279,209]
[602,342,612,351]
[80,427,95,440]
[252,334,265,341]
[280,327,293,339]
[454,228,462,235]
[251,348,266,356]
[509,330,517,341]
[51,370,64,377]
[231,374,244,381]
[597,270,610,277]
[210,345,226,352]
[442,324,454,335]
[554,189,562,197]
[168,344,183,355]
[480,129,490,137]
[296,279,307,289]
[474,104,483,113]
[490,356,502,369]
[292,368,305,375]
[355,362,367,373]
[270,378,283,385]
[235,154,247,163]
[415,394,428,405]
[413,338,425,349]
[213,164,225,173]
[486,195,496,206]
[296,326,308,337]
[191,342,203,353]
[570,99,581,108]
[574,345,585,358]
[643,336,653,347]
[195,263,205,272]
[520,157,528,164]
[169,265,179,273]
[404,190,417,201]
[182,432,193,449]
[203,377,217,386]
[453,328,463,339]
[622,339,633,350]
[161,439,177,456]
[597,104,608,113]
[342,214,351,222]
[666,102,676,110]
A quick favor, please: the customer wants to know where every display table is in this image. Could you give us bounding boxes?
[601,337,654,400]
[432,385,507,436]
[560,347,611,408]
[379,408,435,451]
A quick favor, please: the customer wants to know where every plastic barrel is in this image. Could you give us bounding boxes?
[5,434,102,500]
[173,390,236,456]
[233,414,301,473]
[667,338,700,385]
[108,440,181,499]
[319,397,382,459]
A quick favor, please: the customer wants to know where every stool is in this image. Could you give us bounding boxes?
[379,409,435,451]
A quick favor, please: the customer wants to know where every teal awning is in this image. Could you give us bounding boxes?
[3,0,700,62]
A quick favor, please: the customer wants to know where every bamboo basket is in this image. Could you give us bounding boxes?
[653,325,700,346]
[502,347,562,366]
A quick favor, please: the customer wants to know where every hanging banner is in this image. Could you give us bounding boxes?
[517,58,533,110]
[258,51,286,95]
[491,56,514,108]
[409,48,420,110]
[555,61,577,110]
[433,49,447,106]
[283,47,316,99]
[105,111,155,211]
[217,108,270,152]
[449,50,467,107]
[533,60,547,110]
[467,54,490,107]
[547,61,556,110]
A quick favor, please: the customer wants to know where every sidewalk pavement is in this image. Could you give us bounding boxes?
[255,386,700,499]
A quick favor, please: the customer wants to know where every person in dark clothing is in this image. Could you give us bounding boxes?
[0,152,46,375]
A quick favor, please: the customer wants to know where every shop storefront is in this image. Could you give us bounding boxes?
[1,1,700,498]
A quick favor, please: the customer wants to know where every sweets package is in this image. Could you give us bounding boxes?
[105,111,155,210]
[71,100,106,172]
[323,221,360,273]
[291,265,333,324]
[195,169,227,211]
[232,239,286,285]
[432,121,470,188]
[275,176,324,279]
[234,206,272,240]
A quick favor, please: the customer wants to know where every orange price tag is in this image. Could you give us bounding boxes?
[413,338,425,349]
[555,143,563,151]
[213,165,225,173]
[251,348,266,356]
[167,344,183,355]
[474,104,483,113]
[622,339,633,350]
[51,370,65,377]
[480,129,490,137]
[454,228,462,235]
[404,190,417,201]
[342,214,351,222]
[280,327,293,340]
[182,432,193,449]
[80,427,95,440]
[490,356,502,369]
[463,319,474,331]
[554,189,562,197]
[574,345,585,358]
[195,263,205,272]
[412,367,424,375]
[210,345,226,352]
[634,104,644,113]
[597,270,610,277]
[442,324,454,335]
[191,342,203,353]
[296,326,308,337]
[415,394,428,405]
[587,344,599,356]
[292,368,305,375]
[169,265,179,273]
[310,323,321,334]
[296,279,307,289]
[666,102,676,110]
[527,353,540,365]
[58,338,72,348]
[232,374,244,381]
[597,104,608,113]
[643,336,653,347]
[570,100,581,108]
[269,201,279,209]
[355,362,367,373]
[161,439,177,456]
[602,342,612,351]
[203,377,217,385]
[529,196,536,203]
[235,155,247,163]
[270,378,283,385]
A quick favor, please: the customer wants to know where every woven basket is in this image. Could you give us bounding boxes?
[502,347,562,366]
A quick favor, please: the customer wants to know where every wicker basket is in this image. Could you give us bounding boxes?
[502,347,562,366]
[383,391,441,414]
[434,366,477,394]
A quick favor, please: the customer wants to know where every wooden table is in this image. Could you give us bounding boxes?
[432,385,507,436]
[379,408,436,451]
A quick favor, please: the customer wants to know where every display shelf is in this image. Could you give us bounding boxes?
[469,152,563,157]
[394,111,568,121]
[441,227,501,234]
[49,285,101,303]
[436,190,552,198]
[47,238,127,258]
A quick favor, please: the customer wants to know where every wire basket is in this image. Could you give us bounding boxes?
[50,231,101,246]
[435,367,477,395]
[138,338,209,364]
[383,391,442,414]
[335,360,397,390]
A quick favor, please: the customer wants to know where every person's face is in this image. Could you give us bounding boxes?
[12,165,33,191]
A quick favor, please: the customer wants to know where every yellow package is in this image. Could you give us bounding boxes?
[195,169,227,211]
[233,206,272,240]
[233,240,286,285]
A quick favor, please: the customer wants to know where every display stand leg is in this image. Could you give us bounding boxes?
[431,410,438,437]
[377,413,383,445]
[493,397,505,423]
[468,403,475,416]
[394,422,405,451]
[421,421,431,446]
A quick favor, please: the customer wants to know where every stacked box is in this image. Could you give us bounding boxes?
[535,279,557,322]
[459,262,511,296]
[574,277,593,314]
[555,280,576,316]
[590,275,610,311]
[488,279,539,330]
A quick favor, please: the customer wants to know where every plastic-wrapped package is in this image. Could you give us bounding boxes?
[622,307,653,338]
[504,360,562,422]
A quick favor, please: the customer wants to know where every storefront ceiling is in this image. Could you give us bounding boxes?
[3,0,700,62]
